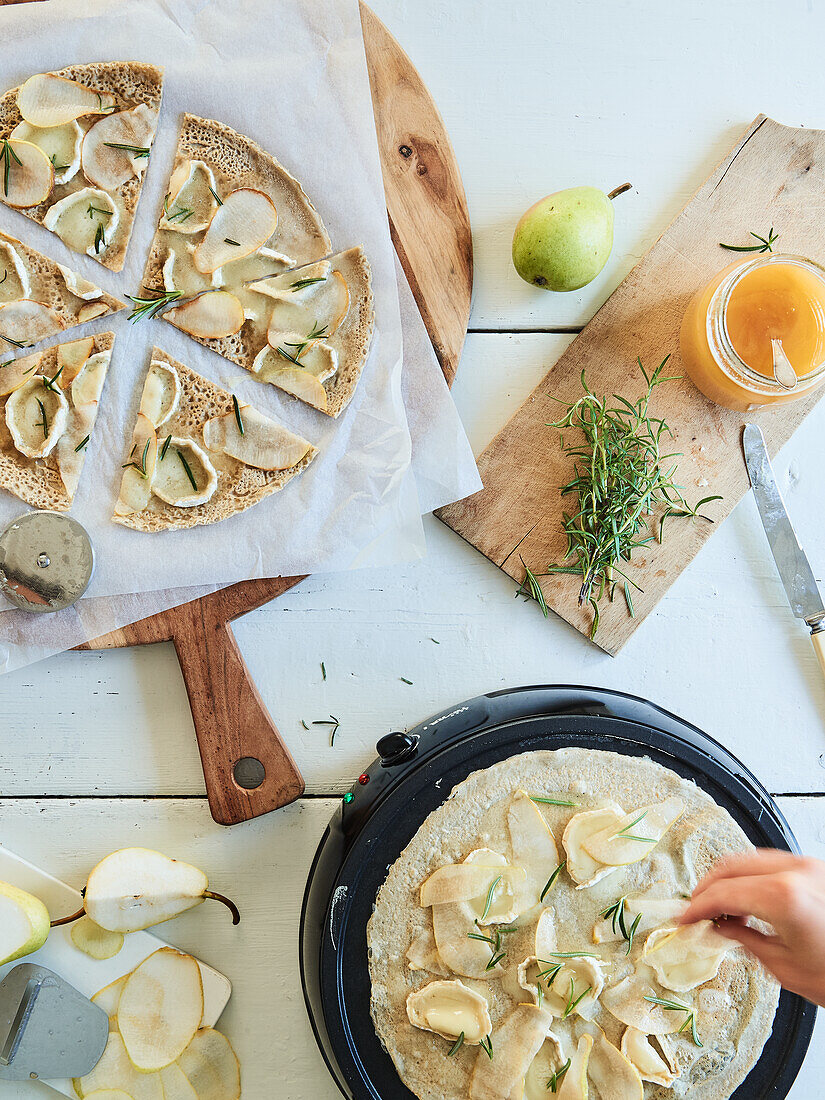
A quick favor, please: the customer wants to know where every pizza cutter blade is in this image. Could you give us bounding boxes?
[0,964,108,1081]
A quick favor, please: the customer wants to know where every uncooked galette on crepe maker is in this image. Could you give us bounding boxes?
[300,686,816,1100]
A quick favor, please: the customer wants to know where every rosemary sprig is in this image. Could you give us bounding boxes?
[96,92,116,114]
[719,227,778,254]
[224,237,240,246]
[321,661,327,681]
[276,345,304,366]
[160,434,172,461]
[546,1059,571,1092]
[536,962,563,985]
[546,950,600,958]
[447,1032,465,1057]
[291,275,325,291]
[34,397,49,439]
[167,206,194,223]
[177,449,198,492]
[87,204,112,219]
[103,141,151,158]
[282,320,330,360]
[127,289,182,322]
[42,364,64,393]
[479,1035,493,1061]
[486,949,506,971]
[50,153,70,172]
[540,359,721,637]
[644,995,702,1046]
[516,557,549,617]
[0,333,34,349]
[312,714,341,746]
[626,911,642,955]
[1,140,21,198]
[480,876,502,923]
[74,434,90,453]
[208,185,223,206]
[94,222,106,255]
[400,676,414,685]
[562,978,591,1019]
[122,438,151,479]
[232,394,245,435]
[614,810,655,843]
[601,897,643,954]
[540,861,566,902]
[530,795,577,808]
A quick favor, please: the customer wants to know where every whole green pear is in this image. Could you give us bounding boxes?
[512,184,629,292]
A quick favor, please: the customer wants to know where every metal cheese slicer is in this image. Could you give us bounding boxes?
[0,964,108,1082]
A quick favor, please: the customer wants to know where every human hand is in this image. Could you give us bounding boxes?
[679,849,825,1006]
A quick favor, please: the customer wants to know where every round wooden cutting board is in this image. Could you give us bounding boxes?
[0,2,473,825]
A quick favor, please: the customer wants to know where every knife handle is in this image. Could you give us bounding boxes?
[811,627,825,682]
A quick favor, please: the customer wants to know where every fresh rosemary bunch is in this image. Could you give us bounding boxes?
[538,357,720,638]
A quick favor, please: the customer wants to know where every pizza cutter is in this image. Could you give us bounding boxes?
[0,512,94,613]
[0,963,108,1082]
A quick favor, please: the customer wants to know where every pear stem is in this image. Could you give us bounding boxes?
[607,182,632,200]
[204,891,241,925]
[50,906,86,928]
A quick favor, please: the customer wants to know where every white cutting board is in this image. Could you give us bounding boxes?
[0,846,232,1096]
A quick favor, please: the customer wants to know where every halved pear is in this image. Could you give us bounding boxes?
[620,1028,679,1087]
[0,240,32,302]
[406,979,492,1044]
[193,188,277,273]
[160,159,217,235]
[643,921,729,992]
[78,301,112,323]
[468,1004,551,1100]
[159,1063,198,1100]
[586,1025,644,1100]
[43,187,119,259]
[17,73,115,126]
[11,118,82,185]
[81,105,156,191]
[74,1033,163,1100]
[62,847,240,933]
[6,376,69,458]
[58,336,95,385]
[92,975,127,1027]
[153,437,218,508]
[177,1029,241,1100]
[508,790,560,912]
[0,298,64,345]
[118,948,204,1072]
[0,139,54,207]
[0,350,42,397]
[165,292,244,339]
[203,404,312,471]
[0,880,50,965]
[57,263,104,301]
[71,350,110,407]
[70,915,124,960]
[114,414,158,518]
[140,360,181,429]
[582,797,685,867]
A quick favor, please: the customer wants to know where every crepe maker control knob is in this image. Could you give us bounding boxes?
[377,731,419,766]
[0,512,94,613]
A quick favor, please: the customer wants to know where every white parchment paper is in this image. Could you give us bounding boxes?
[0,0,426,598]
[0,261,482,672]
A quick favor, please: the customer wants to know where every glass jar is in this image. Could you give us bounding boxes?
[679,254,825,411]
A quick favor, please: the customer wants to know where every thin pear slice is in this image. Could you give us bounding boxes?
[78,301,112,323]
[74,1033,163,1100]
[600,975,685,1035]
[0,139,54,207]
[17,73,115,126]
[177,1029,241,1100]
[58,336,95,385]
[431,902,503,980]
[81,105,156,192]
[71,350,110,407]
[163,241,221,298]
[263,367,328,412]
[523,1034,566,1100]
[508,790,560,912]
[153,438,218,508]
[114,414,158,518]
[586,1025,644,1100]
[0,240,31,302]
[70,916,124,960]
[44,187,119,259]
[92,975,127,1029]
[557,1034,593,1100]
[6,376,69,458]
[406,979,491,1044]
[620,1028,679,1087]
[582,797,685,867]
[79,848,240,933]
[252,339,337,383]
[406,927,449,976]
[265,267,350,346]
[11,119,82,185]
[420,858,520,908]
[0,298,64,345]
[58,401,98,498]
[83,1091,134,1100]
[118,948,204,1072]
[165,292,244,339]
[469,1004,550,1100]
[0,350,42,397]
[203,404,312,471]
[218,245,295,290]
[248,259,331,299]
[593,898,688,944]
[57,263,104,301]
[0,880,50,965]
[563,804,624,888]
[160,159,217,235]
[193,188,277,273]
[643,921,729,992]
[160,1064,198,1100]
[140,360,181,429]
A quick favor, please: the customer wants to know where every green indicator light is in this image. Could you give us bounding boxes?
[343,792,354,804]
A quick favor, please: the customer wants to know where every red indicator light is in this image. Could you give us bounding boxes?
[358,773,370,785]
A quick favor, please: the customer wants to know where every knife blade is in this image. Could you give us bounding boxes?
[742,423,825,637]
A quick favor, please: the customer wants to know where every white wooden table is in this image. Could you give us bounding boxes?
[3,1,825,1094]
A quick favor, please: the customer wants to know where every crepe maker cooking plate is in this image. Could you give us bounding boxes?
[300,684,816,1100]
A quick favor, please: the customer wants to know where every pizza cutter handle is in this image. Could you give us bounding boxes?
[171,601,305,825]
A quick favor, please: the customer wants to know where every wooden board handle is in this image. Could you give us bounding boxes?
[171,600,304,826]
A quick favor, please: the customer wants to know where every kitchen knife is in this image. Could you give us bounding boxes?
[742,423,825,677]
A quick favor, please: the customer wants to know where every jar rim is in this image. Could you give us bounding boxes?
[710,253,825,393]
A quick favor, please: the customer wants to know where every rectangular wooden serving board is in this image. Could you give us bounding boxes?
[438,115,825,654]
[0,846,232,1097]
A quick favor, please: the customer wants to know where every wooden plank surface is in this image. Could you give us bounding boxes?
[438,116,825,654]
